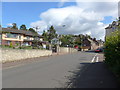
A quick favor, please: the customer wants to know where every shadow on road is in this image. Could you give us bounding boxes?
[67,62,119,88]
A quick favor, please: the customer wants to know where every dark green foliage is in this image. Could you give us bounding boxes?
[74,37,81,45]
[42,30,49,41]
[29,28,37,34]
[104,30,120,80]
[42,26,58,43]
[48,26,58,42]
[60,35,74,47]
[11,23,18,29]
[20,24,27,30]
[9,42,13,48]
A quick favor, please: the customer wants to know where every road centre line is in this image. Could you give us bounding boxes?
[91,53,98,63]
[96,57,99,62]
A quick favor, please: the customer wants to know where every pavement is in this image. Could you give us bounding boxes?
[2,52,119,88]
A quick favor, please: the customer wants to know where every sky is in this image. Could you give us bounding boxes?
[2,0,119,40]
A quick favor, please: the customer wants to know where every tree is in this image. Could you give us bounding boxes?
[29,28,40,49]
[60,34,74,47]
[74,37,81,45]
[20,24,27,30]
[41,25,58,43]
[85,34,91,39]
[42,30,49,41]
[47,25,58,43]
[11,23,18,29]
[29,28,37,34]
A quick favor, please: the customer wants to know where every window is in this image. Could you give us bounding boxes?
[26,36,30,40]
[18,35,21,40]
[6,33,18,38]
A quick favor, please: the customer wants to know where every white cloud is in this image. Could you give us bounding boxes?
[30,2,118,40]
[30,21,48,33]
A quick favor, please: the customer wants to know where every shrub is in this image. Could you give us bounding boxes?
[9,42,13,48]
[104,30,120,80]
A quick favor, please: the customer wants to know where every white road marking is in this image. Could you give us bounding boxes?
[67,53,98,88]
[91,54,98,63]
[96,57,99,62]
[67,82,73,88]
[91,56,95,62]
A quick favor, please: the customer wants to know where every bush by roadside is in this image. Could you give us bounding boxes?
[104,30,120,84]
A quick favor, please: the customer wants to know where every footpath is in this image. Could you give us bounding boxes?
[68,54,119,88]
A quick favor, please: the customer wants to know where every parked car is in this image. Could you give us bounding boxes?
[95,48,103,53]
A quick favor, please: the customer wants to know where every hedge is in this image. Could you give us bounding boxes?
[104,30,120,81]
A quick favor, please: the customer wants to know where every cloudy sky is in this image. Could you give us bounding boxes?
[2,0,119,40]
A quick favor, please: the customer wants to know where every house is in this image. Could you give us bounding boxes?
[81,37,91,51]
[81,37,101,51]
[97,40,104,48]
[105,21,119,37]
[1,28,44,47]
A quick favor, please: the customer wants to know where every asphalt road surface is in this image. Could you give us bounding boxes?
[2,52,118,88]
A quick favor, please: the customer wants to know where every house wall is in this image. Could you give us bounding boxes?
[40,38,43,41]
[106,28,113,37]
[24,36,34,40]
[2,33,44,46]
[88,38,99,50]
[82,39,91,47]
[2,33,24,41]
[1,48,52,63]
[82,46,91,51]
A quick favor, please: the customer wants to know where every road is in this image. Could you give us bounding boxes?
[2,52,118,88]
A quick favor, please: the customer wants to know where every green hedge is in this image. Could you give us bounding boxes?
[104,30,120,81]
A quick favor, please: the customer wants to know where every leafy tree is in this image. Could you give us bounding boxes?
[20,24,27,30]
[85,34,91,39]
[29,28,40,49]
[29,28,37,34]
[11,23,18,29]
[47,25,58,43]
[60,35,74,47]
[42,30,49,41]
[74,37,81,45]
